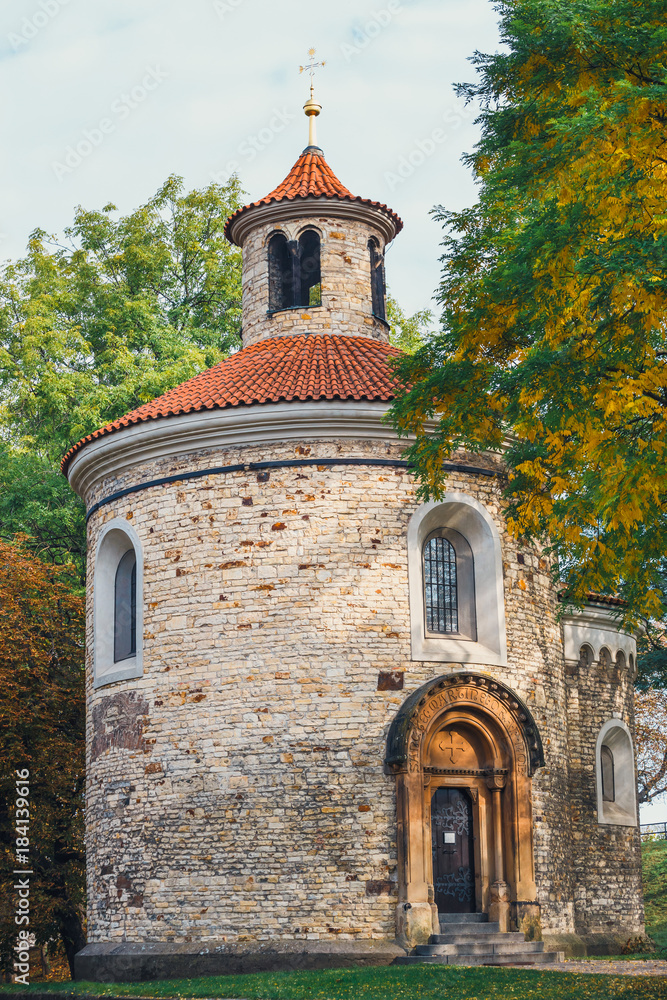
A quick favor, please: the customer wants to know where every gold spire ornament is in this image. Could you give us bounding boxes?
[299,47,325,148]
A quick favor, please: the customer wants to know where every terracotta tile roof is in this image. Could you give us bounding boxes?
[224,147,403,241]
[585,591,627,608]
[61,334,403,474]
[559,590,628,608]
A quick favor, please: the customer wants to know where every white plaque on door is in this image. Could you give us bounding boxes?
[443,832,456,844]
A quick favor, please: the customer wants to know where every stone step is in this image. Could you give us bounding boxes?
[416,939,545,957]
[439,912,489,924]
[395,950,565,967]
[431,922,501,938]
[429,930,515,945]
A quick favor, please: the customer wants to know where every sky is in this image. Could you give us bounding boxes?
[2,0,663,826]
[0,0,501,317]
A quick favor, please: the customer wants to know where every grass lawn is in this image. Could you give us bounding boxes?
[644,838,667,956]
[3,842,666,998]
[2,965,667,1000]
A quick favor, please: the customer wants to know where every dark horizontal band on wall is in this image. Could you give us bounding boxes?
[85,457,499,522]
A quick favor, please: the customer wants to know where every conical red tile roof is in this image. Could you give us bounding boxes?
[224,147,402,242]
[61,334,404,474]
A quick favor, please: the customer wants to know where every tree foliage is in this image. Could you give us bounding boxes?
[0,174,245,977]
[389,0,667,624]
[387,294,434,354]
[0,540,85,978]
[635,688,667,804]
[0,445,85,589]
[0,174,243,463]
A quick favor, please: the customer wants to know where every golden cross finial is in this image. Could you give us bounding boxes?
[299,48,325,148]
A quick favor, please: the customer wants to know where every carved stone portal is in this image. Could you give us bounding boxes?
[386,672,544,948]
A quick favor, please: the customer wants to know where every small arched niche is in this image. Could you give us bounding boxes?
[596,719,638,826]
[94,518,144,688]
[579,644,594,668]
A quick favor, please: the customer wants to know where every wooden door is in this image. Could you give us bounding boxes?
[431,787,475,913]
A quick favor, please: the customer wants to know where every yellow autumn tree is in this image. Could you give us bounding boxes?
[390,0,667,643]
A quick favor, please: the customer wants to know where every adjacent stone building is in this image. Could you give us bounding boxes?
[64,98,645,981]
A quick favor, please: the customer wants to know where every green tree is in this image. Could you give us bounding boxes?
[0,445,85,589]
[387,294,434,354]
[390,0,667,628]
[0,540,85,979]
[0,174,243,463]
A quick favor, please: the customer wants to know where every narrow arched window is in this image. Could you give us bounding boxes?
[368,238,386,321]
[424,534,458,634]
[114,549,137,663]
[268,233,294,312]
[298,229,321,307]
[601,745,615,802]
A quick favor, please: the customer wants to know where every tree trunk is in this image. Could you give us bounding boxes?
[40,944,50,977]
[60,908,86,980]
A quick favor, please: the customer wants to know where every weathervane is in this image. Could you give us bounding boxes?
[299,47,325,149]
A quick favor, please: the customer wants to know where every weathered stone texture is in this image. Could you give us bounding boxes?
[566,651,643,941]
[82,432,643,952]
[240,217,389,347]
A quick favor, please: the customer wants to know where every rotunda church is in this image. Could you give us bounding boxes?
[64,94,645,981]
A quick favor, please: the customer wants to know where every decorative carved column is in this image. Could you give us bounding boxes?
[486,771,510,931]
[394,771,433,949]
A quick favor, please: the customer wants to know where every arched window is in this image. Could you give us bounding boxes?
[407,496,504,665]
[596,720,637,826]
[422,528,476,641]
[268,233,294,312]
[298,229,321,307]
[268,230,322,312]
[114,549,137,663]
[368,238,386,320]
[600,745,615,802]
[94,519,143,687]
[423,534,458,634]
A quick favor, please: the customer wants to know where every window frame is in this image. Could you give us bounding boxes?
[94,518,144,688]
[600,745,615,802]
[422,527,476,641]
[368,237,386,321]
[298,228,322,307]
[407,494,506,665]
[114,548,137,663]
[595,719,637,826]
[267,232,295,312]
[267,227,323,313]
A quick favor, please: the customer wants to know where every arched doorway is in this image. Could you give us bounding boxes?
[386,672,544,948]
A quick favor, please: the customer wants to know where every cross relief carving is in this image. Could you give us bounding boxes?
[437,729,468,765]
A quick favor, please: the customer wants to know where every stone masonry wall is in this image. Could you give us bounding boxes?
[566,651,644,941]
[240,216,389,347]
[82,431,642,948]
